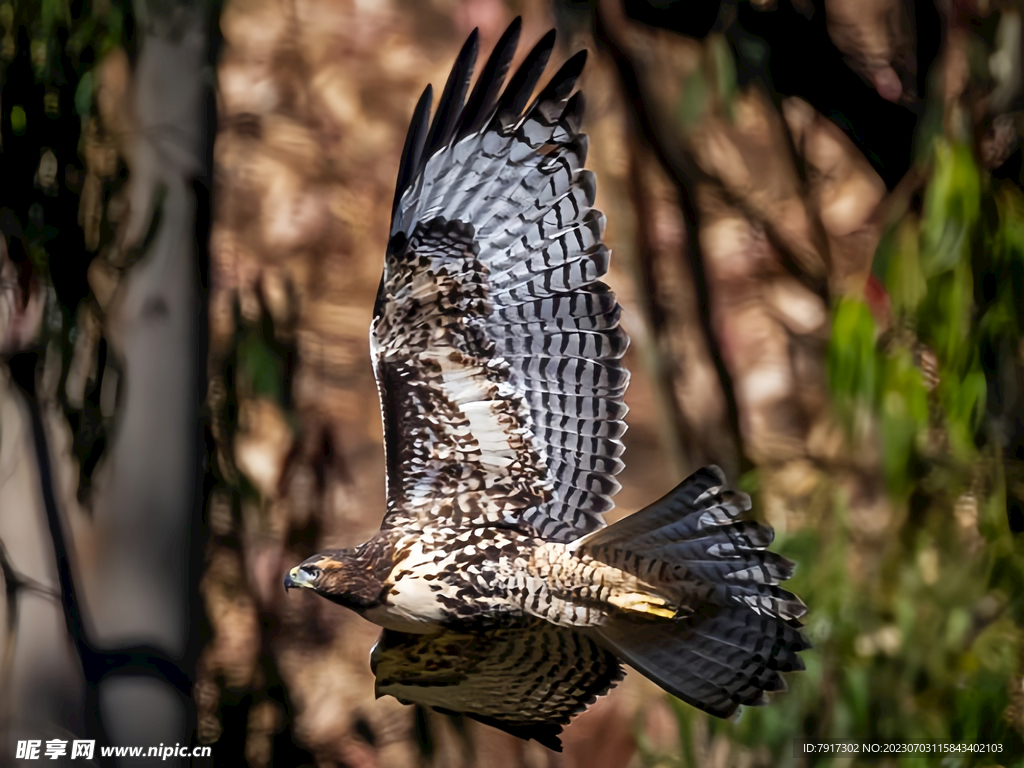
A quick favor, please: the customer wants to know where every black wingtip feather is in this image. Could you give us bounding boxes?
[391,84,433,224]
[497,28,557,121]
[423,28,480,163]
[535,49,587,105]
[455,17,523,142]
[391,25,595,229]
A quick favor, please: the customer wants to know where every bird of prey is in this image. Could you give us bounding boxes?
[285,18,809,751]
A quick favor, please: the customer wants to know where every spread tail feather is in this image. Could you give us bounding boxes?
[596,607,809,717]
[580,465,811,716]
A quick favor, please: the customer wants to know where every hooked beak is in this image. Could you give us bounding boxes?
[284,565,315,592]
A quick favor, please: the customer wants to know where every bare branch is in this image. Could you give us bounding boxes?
[594,0,751,472]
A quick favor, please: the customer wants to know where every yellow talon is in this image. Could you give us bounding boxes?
[642,605,677,619]
[607,592,675,618]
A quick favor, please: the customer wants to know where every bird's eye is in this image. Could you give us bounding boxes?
[300,566,320,579]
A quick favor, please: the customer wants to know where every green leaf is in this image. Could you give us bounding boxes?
[237,327,284,403]
[10,104,26,135]
[943,607,971,649]
[919,260,973,373]
[842,664,871,732]
[977,289,1018,341]
[878,349,929,494]
[667,697,698,768]
[936,358,985,459]
[99,4,123,58]
[827,298,878,425]
[920,141,980,277]
[992,181,1024,265]
[74,70,92,116]
[41,0,63,35]
[883,214,927,316]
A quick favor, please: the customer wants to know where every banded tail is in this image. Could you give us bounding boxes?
[578,466,810,717]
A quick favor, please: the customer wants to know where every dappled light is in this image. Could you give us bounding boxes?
[1,0,1023,766]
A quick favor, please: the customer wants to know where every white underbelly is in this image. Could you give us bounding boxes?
[363,576,449,633]
[361,605,442,633]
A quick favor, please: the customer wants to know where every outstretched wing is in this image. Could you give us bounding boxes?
[370,621,623,751]
[372,19,629,542]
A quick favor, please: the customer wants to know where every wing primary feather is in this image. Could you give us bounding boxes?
[422,29,480,163]
[390,85,433,225]
[527,49,587,112]
[495,29,556,121]
[454,17,522,142]
[561,91,585,132]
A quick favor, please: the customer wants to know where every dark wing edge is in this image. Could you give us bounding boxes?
[370,623,624,752]
[374,20,629,540]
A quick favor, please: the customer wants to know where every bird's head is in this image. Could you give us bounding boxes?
[284,548,387,613]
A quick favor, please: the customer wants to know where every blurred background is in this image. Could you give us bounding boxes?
[1,0,1024,765]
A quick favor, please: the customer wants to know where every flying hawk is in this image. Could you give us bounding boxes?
[285,19,809,751]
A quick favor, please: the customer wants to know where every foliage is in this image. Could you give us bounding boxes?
[1,0,128,504]
[802,85,1024,768]
[645,24,1024,767]
[829,137,1015,495]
